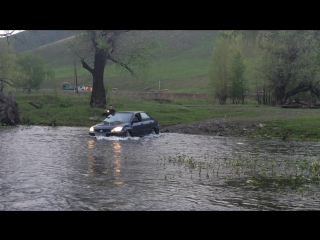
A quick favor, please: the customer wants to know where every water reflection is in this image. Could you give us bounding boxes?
[87,139,95,149]
[112,141,123,186]
[87,156,95,173]
[85,138,124,185]
[1,125,320,210]
[112,141,122,153]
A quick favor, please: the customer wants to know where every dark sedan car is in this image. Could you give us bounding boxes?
[89,111,160,137]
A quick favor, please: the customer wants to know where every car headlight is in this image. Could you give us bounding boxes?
[90,127,94,131]
[111,127,123,132]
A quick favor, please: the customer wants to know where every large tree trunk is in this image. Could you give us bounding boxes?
[0,92,20,125]
[283,83,308,103]
[218,92,228,104]
[91,51,107,108]
[81,51,107,109]
[274,84,286,105]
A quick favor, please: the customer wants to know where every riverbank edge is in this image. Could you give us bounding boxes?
[0,117,295,142]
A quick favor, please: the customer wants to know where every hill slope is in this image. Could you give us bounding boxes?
[10,30,77,52]
[11,30,219,93]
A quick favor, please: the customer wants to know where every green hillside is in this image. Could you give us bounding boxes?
[10,30,77,52]
[12,30,219,93]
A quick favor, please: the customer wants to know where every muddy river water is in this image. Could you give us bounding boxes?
[1,125,320,211]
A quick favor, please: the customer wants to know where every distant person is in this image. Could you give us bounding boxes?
[8,91,14,101]
[133,114,139,121]
[102,104,116,117]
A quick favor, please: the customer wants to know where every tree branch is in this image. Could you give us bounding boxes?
[0,30,15,38]
[0,77,17,87]
[28,101,42,109]
[81,59,94,74]
[309,84,320,101]
[0,30,24,44]
[109,56,137,77]
[285,83,310,97]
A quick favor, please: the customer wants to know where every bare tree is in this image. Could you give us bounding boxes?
[0,30,24,43]
[0,30,16,38]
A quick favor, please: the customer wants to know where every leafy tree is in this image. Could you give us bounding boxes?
[0,34,22,126]
[0,30,16,93]
[260,30,320,105]
[229,51,247,104]
[0,42,18,93]
[209,33,231,104]
[209,31,247,104]
[0,43,12,92]
[68,30,159,108]
[14,52,54,93]
[233,30,320,105]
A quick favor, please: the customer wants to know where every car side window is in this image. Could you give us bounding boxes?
[140,112,151,121]
[134,114,141,122]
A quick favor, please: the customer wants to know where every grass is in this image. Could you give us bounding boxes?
[3,92,320,142]
[43,55,213,94]
[8,92,214,127]
[255,117,320,141]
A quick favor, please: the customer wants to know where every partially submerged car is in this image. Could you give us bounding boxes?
[89,111,160,137]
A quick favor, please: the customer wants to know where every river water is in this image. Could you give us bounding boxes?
[1,125,320,211]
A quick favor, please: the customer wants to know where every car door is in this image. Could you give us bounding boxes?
[131,113,144,136]
[139,112,154,135]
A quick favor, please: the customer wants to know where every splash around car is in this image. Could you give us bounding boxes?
[89,111,160,137]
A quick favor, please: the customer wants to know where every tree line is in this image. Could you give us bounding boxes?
[0,40,54,93]
[209,30,320,106]
[3,30,320,110]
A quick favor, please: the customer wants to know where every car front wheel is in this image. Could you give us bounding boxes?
[152,128,159,135]
[124,129,131,137]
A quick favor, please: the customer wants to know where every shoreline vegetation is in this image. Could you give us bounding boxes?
[2,92,320,142]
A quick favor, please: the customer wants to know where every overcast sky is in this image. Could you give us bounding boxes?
[0,30,24,37]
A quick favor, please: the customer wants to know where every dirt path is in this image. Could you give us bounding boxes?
[161,118,261,137]
[160,107,320,137]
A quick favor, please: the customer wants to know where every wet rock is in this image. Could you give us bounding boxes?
[0,92,20,125]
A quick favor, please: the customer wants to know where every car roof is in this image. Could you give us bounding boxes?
[116,111,145,114]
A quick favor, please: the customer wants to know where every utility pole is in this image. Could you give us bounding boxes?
[74,59,78,94]
[158,80,161,92]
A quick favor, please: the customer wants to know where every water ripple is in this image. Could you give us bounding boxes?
[1,126,320,210]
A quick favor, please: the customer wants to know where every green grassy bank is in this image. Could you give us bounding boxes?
[2,92,320,142]
[10,92,213,127]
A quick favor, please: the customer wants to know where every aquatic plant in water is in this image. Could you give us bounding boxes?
[158,153,320,197]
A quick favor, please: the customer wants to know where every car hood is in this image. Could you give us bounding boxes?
[92,121,128,128]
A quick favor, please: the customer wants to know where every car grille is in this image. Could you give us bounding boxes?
[94,129,111,133]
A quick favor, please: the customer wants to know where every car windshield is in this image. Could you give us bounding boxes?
[103,112,133,123]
